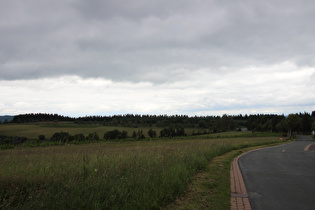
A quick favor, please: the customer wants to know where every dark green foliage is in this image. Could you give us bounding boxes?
[12,113,74,123]
[132,131,137,139]
[38,135,46,141]
[0,135,27,145]
[86,132,100,141]
[50,132,73,142]
[160,126,186,138]
[148,129,157,138]
[103,129,128,140]
[74,133,85,141]
[175,126,186,136]
[133,130,145,140]
[121,130,128,139]
[160,127,176,138]
[301,112,312,134]
[285,114,301,137]
[246,114,286,132]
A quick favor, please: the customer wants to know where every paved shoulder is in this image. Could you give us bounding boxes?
[239,136,315,210]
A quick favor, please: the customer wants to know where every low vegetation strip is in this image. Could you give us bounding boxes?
[0,136,284,209]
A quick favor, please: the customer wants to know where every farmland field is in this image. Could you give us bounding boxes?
[0,122,207,140]
[0,128,285,209]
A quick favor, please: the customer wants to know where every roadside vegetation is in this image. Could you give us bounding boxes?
[0,135,285,209]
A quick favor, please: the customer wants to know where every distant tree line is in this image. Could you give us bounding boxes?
[11,113,74,123]
[246,112,314,135]
[11,112,315,135]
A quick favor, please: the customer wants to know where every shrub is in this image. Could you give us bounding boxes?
[148,129,157,138]
[74,133,85,141]
[87,132,100,141]
[38,135,46,141]
[104,129,128,140]
[50,132,73,142]
[160,126,186,138]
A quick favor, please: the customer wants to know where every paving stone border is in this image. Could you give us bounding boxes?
[230,152,251,210]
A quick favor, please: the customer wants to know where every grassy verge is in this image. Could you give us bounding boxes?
[0,137,286,209]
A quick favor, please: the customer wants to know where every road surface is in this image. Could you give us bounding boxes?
[239,135,315,210]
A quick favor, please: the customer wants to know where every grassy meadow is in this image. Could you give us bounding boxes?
[0,122,207,140]
[0,122,281,141]
[0,132,285,209]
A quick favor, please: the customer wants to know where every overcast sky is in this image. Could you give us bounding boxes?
[1,0,315,117]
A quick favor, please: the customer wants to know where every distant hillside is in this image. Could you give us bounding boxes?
[0,115,14,123]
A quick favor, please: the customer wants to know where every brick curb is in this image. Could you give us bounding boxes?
[230,151,252,210]
[230,147,272,210]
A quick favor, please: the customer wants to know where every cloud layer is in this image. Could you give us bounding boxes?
[1,0,315,116]
[1,62,314,117]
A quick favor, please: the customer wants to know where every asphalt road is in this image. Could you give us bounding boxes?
[239,135,315,210]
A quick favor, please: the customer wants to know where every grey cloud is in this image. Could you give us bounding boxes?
[72,0,206,21]
[1,0,315,83]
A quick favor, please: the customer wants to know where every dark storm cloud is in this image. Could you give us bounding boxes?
[1,0,315,82]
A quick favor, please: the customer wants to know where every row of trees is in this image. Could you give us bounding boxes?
[9,113,248,131]
[48,131,100,142]
[40,127,187,143]
[10,112,315,135]
[0,135,27,145]
[247,112,315,135]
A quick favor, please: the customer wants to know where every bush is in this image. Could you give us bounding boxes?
[160,127,176,138]
[103,129,128,140]
[148,129,157,138]
[0,135,27,145]
[74,133,85,141]
[38,135,46,141]
[160,126,186,138]
[50,132,73,142]
[87,132,100,141]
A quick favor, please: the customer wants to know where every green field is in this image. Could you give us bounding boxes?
[0,128,285,209]
[0,122,281,141]
[0,122,213,140]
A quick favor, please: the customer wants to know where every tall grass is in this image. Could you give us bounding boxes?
[0,137,281,209]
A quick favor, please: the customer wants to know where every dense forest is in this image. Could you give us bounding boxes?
[9,111,315,134]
